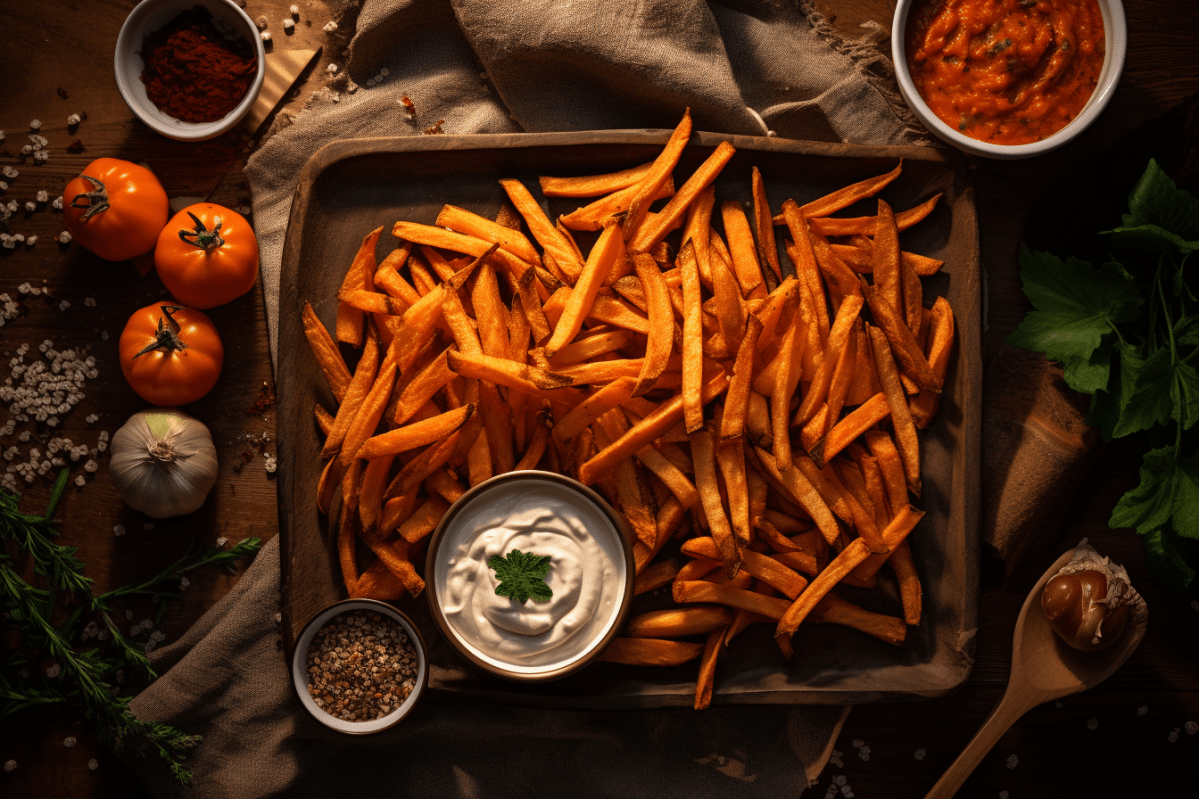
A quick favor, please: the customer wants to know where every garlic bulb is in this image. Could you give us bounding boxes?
[1040,539,1146,652]
[110,409,218,518]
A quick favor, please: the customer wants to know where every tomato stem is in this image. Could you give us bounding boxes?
[132,305,191,359]
[178,211,225,250]
[68,175,110,221]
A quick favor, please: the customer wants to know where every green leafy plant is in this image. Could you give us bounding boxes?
[1008,159,1199,591]
[0,470,261,782]
[488,549,553,603]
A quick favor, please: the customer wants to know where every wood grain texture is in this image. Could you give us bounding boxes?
[0,0,1198,797]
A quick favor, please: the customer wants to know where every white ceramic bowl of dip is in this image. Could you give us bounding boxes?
[291,599,429,734]
[114,0,265,141]
[426,471,635,683]
[891,0,1127,159]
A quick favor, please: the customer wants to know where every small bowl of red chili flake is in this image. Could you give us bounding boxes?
[114,0,265,141]
[291,599,430,734]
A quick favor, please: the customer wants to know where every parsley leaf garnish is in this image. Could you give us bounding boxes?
[1009,159,1199,590]
[488,549,553,604]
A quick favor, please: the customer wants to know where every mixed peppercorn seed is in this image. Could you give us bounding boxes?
[305,611,418,722]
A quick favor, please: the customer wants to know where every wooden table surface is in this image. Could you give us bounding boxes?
[2,1,1198,797]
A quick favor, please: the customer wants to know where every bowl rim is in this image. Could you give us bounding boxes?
[113,0,266,142]
[890,0,1127,159]
[289,598,429,735]
[425,470,636,683]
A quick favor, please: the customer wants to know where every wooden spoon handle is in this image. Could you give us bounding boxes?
[924,689,1040,799]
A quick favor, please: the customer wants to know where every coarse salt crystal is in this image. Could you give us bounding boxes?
[1191,600,1199,612]
[1168,727,1180,743]
[33,151,48,164]
[113,524,125,536]
[323,20,337,32]
[36,190,48,202]
[1187,721,1198,735]
[290,4,299,15]
[381,67,389,76]
[3,760,15,773]
[84,459,98,473]
[144,522,154,531]
[914,748,926,760]
[63,736,76,748]
[1005,754,1018,770]
[46,663,61,678]
[88,759,98,771]
[144,639,157,654]
[24,201,35,212]
[833,775,847,787]
[74,475,85,487]
[2,166,18,179]
[29,120,41,131]
[1087,717,1099,730]
[999,793,1009,799]
[59,300,70,311]
[180,576,190,589]
[1054,702,1063,708]
[255,15,267,27]
[261,31,271,42]
[25,236,36,247]
[327,63,339,74]
[851,739,864,748]
[68,114,81,126]
[216,537,228,547]
[59,231,72,244]
[283,18,295,30]
[1138,705,1149,716]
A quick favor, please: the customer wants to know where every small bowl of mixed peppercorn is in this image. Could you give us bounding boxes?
[114,0,265,141]
[291,599,429,734]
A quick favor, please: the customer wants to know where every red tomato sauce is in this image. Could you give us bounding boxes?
[905,0,1106,145]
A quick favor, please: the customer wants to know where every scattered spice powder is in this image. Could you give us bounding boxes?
[245,381,275,415]
[305,611,418,721]
[139,6,258,123]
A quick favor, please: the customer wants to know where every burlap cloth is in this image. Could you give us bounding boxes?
[127,1,930,796]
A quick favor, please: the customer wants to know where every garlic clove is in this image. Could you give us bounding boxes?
[1040,539,1144,652]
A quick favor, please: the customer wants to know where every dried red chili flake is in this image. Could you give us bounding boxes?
[66,140,85,154]
[139,5,258,124]
[245,382,275,416]
[423,120,445,135]
[400,95,416,115]
[57,88,69,100]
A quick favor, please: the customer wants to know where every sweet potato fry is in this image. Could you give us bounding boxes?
[378,490,421,537]
[447,349,577,393]
[802,162,902,219]
[695,626,725,710]
[398,495,452,544]
[544,225,629,357]
[721,315,764,442]
[633,495,687,573]
[910,296,955,428]
[540,162,655,197]
[321,326,381,458]
[868,326,922,495]
[720,201,765,299]
[716,439,751,544]
[844,320,881,406]
[847,504,925,583]
[679,240,706,433]
[709,233,746,352]
[812,192,942,237]
[593,413,658,548]
[553,377,638,443]
[890,540,923,625]
[635,443,700,510]
[302,302,352,402]
[768,549,820,577]
[630,141,736,253]
[336,227,381,346]
[810,595,906,646]
[622,110,692,241]
[599,638,704,666]
[633,558,681,596]
[436,204,540,264]
[751,447,840,546]
[359,404,475,459]
[819,392,891,468]
[560,176,675,231]
[752,166,784,281]
[862,282,940,392]
[769,319,802,472]
[681,538,808,599]
[363,534,425,598]
[774,537,871,638]
[358,453,395,537]
[624,606,734,639]
[630,252,677,396]
[391,221,530,283]
[691,429,741,577]
[873,199,902,315]
[829,242,945,277]
[315,404,334,436]
[673,580,792,620]
[683,184,717,287]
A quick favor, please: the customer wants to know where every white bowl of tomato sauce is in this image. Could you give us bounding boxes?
[892,0,1127,159]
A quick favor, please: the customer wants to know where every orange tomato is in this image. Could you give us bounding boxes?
[63,158,169,262]
[120,303,224,407]
[155,203,260,309]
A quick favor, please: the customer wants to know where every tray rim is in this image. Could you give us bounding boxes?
[276,130,981,706]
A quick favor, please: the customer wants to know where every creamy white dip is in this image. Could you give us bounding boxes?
[434,478,627,674]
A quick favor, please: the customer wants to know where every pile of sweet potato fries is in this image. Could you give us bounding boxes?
[305,111,955,708]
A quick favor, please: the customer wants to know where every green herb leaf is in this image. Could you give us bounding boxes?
[1061,346,1113,394]
[1109,159,1199,254]
[1109,446,1199,538]
[1006,247,1142,364]
[487,549,553,604]
[1141,528,1196,591]
[1087,342,1147,439]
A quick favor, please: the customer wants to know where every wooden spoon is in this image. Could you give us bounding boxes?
[925,547,1149,798]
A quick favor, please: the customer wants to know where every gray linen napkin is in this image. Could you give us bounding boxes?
[128,1,925,795]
